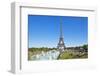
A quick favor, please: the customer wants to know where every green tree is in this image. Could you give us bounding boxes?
[82,44,88,50]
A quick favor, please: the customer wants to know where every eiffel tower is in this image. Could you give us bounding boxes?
[57,18,66,52]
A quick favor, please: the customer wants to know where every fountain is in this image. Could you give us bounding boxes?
[31,50,60,60]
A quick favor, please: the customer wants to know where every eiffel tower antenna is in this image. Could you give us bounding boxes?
[60,18,63,38]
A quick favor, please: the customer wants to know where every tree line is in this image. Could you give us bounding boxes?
[28,47,57,52]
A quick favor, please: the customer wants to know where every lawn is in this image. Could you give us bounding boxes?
[58,50,88,59]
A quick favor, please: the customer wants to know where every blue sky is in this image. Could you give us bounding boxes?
[28,15,88,48]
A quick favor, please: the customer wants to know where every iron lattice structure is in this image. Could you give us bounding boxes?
[57,18,66,52]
